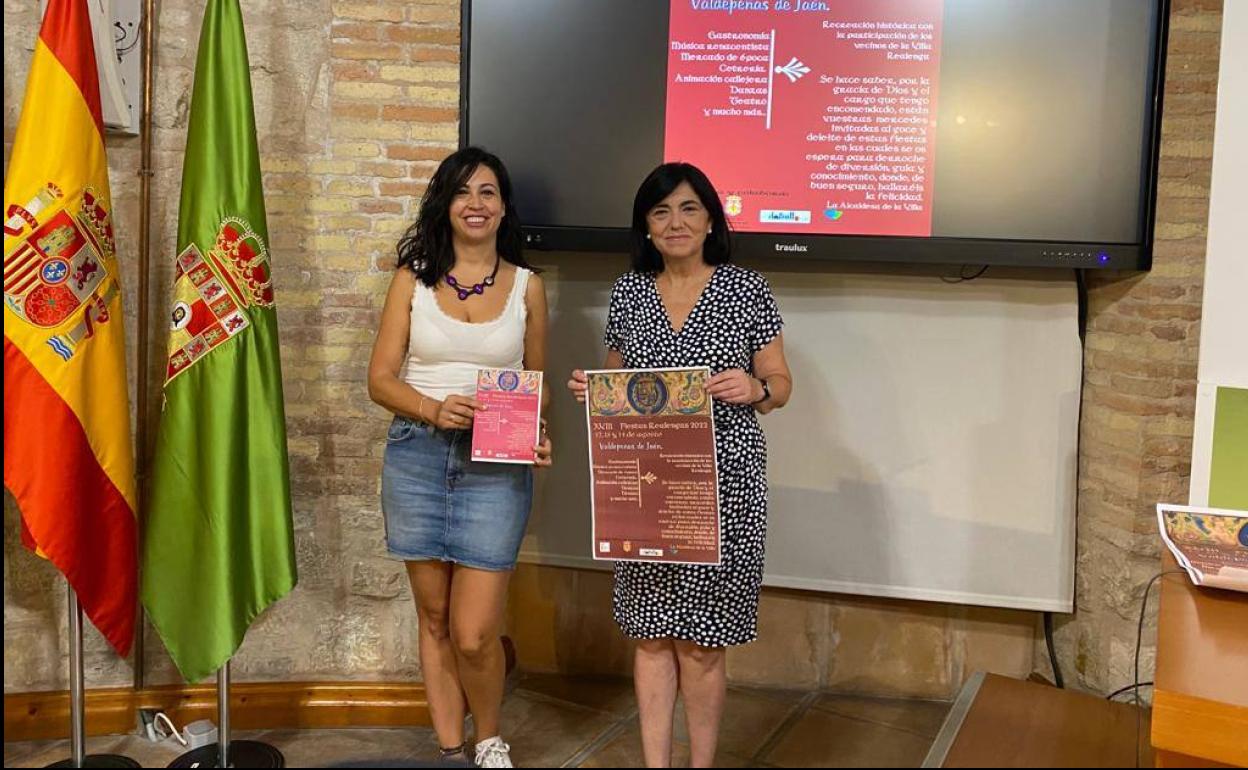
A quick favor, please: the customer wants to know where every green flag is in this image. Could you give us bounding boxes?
[142,0,296,682]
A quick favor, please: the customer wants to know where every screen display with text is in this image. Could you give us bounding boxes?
[466,0,1161,255]
[666,1,943,237]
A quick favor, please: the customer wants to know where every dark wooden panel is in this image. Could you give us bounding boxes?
[938,674,1151,768]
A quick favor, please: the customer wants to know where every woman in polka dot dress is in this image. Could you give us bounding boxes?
[569,163,792,768]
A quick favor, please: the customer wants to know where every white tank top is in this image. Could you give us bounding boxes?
[402,266,531,401]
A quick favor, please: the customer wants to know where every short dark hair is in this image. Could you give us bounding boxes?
[629,162,732,273]
[395,146,536,286]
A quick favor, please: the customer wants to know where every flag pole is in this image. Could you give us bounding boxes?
[67,587,83,768]
[44,586,138,769]
[132,0,158,698]
[167,660,284,768]
[218,663,230,768]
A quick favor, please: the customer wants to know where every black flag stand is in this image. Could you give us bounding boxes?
[166,661,284,768]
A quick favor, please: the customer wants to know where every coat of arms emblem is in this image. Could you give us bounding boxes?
[4,183,119,361]
[164,217,274,383]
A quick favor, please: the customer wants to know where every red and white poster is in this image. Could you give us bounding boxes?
[586,368,721,565]
[665,0,944,237]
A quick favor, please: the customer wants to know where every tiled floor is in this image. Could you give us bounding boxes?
[3,672,951,767]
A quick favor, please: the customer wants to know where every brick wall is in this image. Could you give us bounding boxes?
[1043,0,1222,694]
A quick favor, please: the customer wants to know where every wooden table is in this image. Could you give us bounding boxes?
[923,672,1152,767]
[1151,551,1248,767]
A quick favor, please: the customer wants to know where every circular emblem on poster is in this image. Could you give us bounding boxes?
[626,372,668,415]
[171,301,192,331]
[499,371,520,391]
[673,371,709,414]
[590,376,626,416]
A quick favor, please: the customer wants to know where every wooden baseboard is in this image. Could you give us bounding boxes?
[4,681,431,742]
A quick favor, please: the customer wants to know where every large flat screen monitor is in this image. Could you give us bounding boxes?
[462,0,1168,270]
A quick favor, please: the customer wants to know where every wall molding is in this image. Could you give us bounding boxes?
[4,681,430,742]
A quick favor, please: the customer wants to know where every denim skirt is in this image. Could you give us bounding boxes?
[381,415,533,571]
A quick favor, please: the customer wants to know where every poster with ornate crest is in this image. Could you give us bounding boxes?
[585,368,721,565]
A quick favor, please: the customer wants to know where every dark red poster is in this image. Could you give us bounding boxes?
[665,0,944,237]
[586,369,720,565]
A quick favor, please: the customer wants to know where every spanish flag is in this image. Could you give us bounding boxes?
[3,0,137,656]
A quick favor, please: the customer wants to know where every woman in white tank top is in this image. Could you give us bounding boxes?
[367,147,550,769]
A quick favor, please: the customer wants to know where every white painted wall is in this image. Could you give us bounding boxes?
[1189,2,1247,506]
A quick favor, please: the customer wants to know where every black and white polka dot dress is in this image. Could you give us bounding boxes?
[603,264,784,647]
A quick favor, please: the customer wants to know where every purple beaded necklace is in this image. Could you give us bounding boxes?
[445,256,500,301]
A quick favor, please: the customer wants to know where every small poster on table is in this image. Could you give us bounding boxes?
[586,368,720,565]
[472,369,542,464]
[1156,503,1248,593]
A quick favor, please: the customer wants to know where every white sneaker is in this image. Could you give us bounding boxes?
[474,736,514,768]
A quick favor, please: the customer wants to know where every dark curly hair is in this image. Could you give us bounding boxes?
[395,146,536,285]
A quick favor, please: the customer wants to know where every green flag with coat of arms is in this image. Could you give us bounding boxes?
[142,0,296,683]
